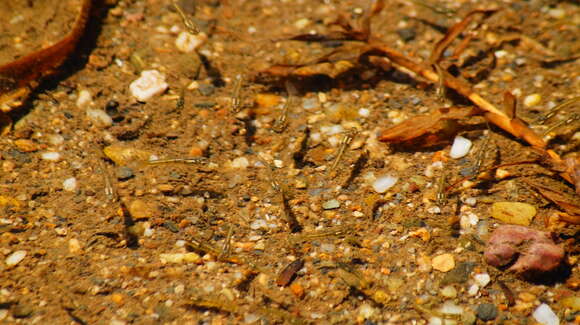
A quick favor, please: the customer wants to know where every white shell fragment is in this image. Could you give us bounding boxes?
[449,136,472,159]
[129,70,168,102]
[532,303,559,325]
[372,174,398,193]
[5,250,26,266]
[175,32,207,53]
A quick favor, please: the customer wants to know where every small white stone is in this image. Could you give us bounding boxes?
[40,151,61,161]
[473,273,491,287]
[467,284,479,296]
[129,70,168,102]
[440,301,463,315]
[68,238,83,254]
[175,32,207,53]
[76,90,93,109]
[358,108,370,117]
[231,157,250,169]
[548,8,565,19]
[273,159,283,168]
[250,219,267,230]
[372,174,398,193]
[532,303,559,325]
[440,286,457,298]
[5,250,26,266]
[174,284,185,295]
[524,93,542,107]
[358,303,376,319]
[449,136,472,159]
[62,177,77,192]
[46,134,64,146]
[464,197,477,206]
[244,313,260,324]
[86,108,113,127]
[294,18,311,29]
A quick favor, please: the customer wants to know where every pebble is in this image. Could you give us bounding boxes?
[358,303,376,319]
[14,139,37,152]
[396,28,416,42]
[440,285,457,298]
[533,303,559,325]
[117,166,134,180]
[62,177,77,192]
[322,199,340,210]
[175,31,207,53]
[128,199,157,219]
[491,201,536,226]
[231,157,250,169]
[40,151,61,161]
[302,98,318,110]
[11,304,33,318]
[372,174,398,193]
[294,18,311,29]
[547,8,565,19]
[561,296,580,311]
[68,238,83,254]
[449,136,472,159]
[250,219,267,230]
[160,252,200,264]
[5,250,26,266]
[440,301,463,315]
[523,93,542,107]
[129,70,168,102]
[86,108,113,127]
[358,108,370,117]
[244,313,260,324]
[473,273,490,287]
[432,253,455,272]
[467,284,479,296]
[198,83,215,96]
[476,303,498,321]
[76,89,93,108]
[46,134,64,146]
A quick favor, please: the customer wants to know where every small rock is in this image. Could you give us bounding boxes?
[561,296,580,312]
[440,301,463,315]
[129,70,168,102]
[76,89,93,109]
[160,252,200,264]
[290,282,305,299]
[231,157,250,169]
[473,273,491,287]
[68,238,83,254]
[467,284,479,296]
[476,303,498,321]
[40,151,61,161]
[491,201,536,226]
[14,139,38,152]
[372,174,398,193]
[441,262,475,285]
[117,166,134,180]
[5,250,26,266]
[322,199,340,210]
[358,302,376,319]
[523,93,542,107]
[449,136,472,159]
[128,199,158,219]
[294,18,311,29]
[440,285,457,298]
[62,177,77,192]
[432,253,455,272]
[396,28,416,42]
[175,31,207,53]
[103,145,152,166]
[532,303,559,325]
[547,8,565,19]
[86,108,113,127]
[255,93,282,108]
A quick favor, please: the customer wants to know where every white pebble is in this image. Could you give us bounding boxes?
[460,212,479,232]
[440,301,463,315]
[372,174,398,193]
[46,134,64,146]
[548,8,565,19]
[464,197,477,206]
[76,89,93,109]
[473,273,491,287]
[174,284,185,295]
[524,93,542,107]
[5,250,26,266]
[358,108,370,117]
[129,70,168,102]
[41,151,61,161]
[62,177,77,192]
[532,303,559,325]
[231,157,250,169]
[468,284,479,296]
[175,31,207,53]
[358,303,376,319]
[294,18,311,29]
[86,108,113,127]
[244,313,260,324]
[449,136,472,159]
[250,219,267,230]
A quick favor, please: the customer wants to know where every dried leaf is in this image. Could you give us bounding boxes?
[379,106,478,144]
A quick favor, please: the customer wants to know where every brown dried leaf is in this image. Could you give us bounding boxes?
[523,179,580,217]
[379,106,478,144]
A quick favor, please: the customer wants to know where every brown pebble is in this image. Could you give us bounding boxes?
[276,259,304,286]
[14,139,38,152]
[290,282,305,299]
